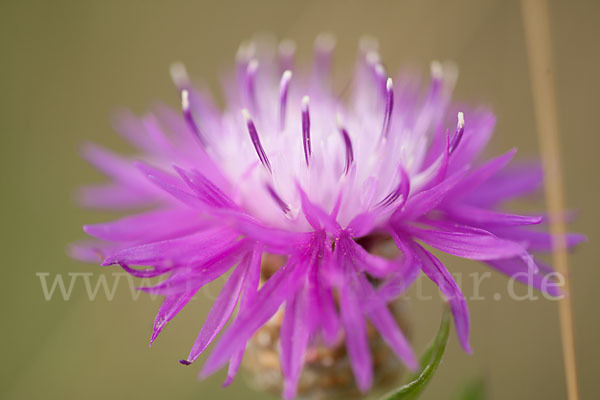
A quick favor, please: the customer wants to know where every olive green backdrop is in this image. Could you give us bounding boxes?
[1,1,599,399]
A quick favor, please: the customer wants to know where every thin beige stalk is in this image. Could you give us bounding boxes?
[520,1,578,399]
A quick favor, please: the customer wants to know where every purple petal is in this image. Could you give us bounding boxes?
[68,240,123,264]
[490,227,586,252]
[182,254,250,364]
[411,129,449,192]
[111,110,179,157]
[111,110,153,151]
[296,182,340,233]
[280,288,310,400]
[81,143,142,184]
[378,232,421,300]
[138,240,249,296]
[377,266,420,301]
[356,273,417,370]
[201,249,313,377]
[84,209,206,242]
[150,289,198,346]
[446,148,516,201]
[413,243,471,353]
[119,264,173,278]
[102,227,239,267]
[376,166,411,209]
[444,204,543,227]
[315,279,340,345]
[407,225,526,260]
[342,235,396,278]
[136,162,206,208]
[154,104,213,158]
[339,283,373,392]
[77,183,154,209]
[306,246,340,345]
[346,212,377,238]
[398,167,470,220]
[173,165,237,209]
[215,209,314,254]
[223,246,263,386]
[486,258,562,297]
[467,162,543,206]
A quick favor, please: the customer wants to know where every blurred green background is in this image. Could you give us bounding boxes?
[1,0,599,399]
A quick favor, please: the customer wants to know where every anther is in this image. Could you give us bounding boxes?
[376,167,410,209]
[336,113,354,175]
[181,89,206,146]
[301,96,312,166]
[265,184,291,214]
[449,112,465,154]
[242,109,272,173]
[381,78,394,138]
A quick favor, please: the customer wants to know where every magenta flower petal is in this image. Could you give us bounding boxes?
[444,205,543,227]
[201,249,312,377]
[138,241,249,296]
[407,225,526,260]
[346,211,378,237]
[486,258,562,297]
[343,234,397,278]
[77,183,153,209]
[102,227,239,267]
[182,256,249,364]
[151,290,198,346]
[314,278,340,345]
[81,142,144,185]
[84,209,205,242]
[221,214,313,253]
[135,162,207,209]
[399,167,469,220]
[490,226,586,252]
[222,248,262,386]
[468,162,544,206]
[413,243,472,353]
[338,281,373,392]
[69,239,124,263]
[378,235,421,300]
[174,166,237,209]
[356,273,418,370]
[280,288,311,400]
[446,148,517,200]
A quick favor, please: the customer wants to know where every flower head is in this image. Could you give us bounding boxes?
[73,34,584,399]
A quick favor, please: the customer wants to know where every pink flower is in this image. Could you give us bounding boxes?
[73,35,583,399]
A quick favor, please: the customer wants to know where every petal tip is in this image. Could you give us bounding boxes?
[463,342,473,354]
[405,354,419,372]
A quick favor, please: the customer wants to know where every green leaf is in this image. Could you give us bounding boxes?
[378,307,451,400]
